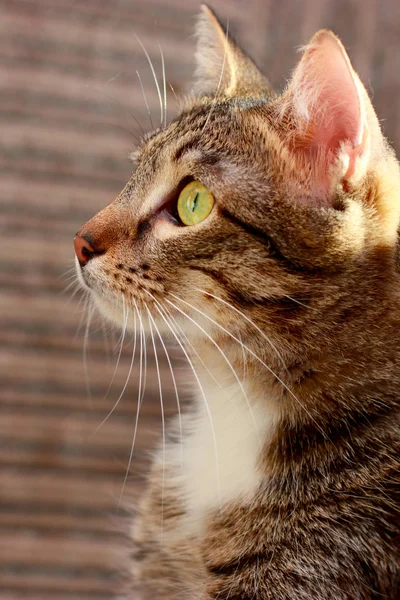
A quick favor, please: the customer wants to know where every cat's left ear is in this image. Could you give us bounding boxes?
[194,4,273,97]
[280,29,383,191]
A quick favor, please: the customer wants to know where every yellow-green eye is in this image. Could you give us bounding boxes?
[177,181,214,226]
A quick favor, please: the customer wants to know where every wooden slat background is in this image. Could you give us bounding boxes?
[1,1,399,598]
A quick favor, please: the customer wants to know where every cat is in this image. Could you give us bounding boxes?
[74,5,400,599]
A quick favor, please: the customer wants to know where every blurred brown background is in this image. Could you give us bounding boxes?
[1,1,399,598]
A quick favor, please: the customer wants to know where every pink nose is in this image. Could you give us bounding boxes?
[74,235,97,266]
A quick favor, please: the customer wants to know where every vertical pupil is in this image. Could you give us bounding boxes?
[190,192,199,213]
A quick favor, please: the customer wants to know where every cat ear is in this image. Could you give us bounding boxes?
[280,29,382,196]
[194,4,272,97]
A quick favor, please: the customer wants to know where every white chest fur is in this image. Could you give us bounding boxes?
[178,372,276,522]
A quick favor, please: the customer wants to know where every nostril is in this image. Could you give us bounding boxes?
[74,235,103,266]
[81,245,95,261]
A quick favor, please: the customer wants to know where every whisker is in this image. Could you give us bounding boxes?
[87,318,110,337]
[60,279,81,302]
[195,288,289,375]
[74,291,90,340]
[150,293,227,397]
[168,83,179,109]
[135,36,163,126]
[141,309,148,406]
[60,271,79,285]
[159,302,229,400]
[165,296,261,448]
[136,70,154,130]
[146,304,166,537]
[158,43,168,128]
[155,294,240,402]
[103,70,122,87]
[85,84,144,136]
[168,292,329,441]
[92,120,140,143]
[148,304,184,466]
[114,296,127,353]
[118,299,147,508]
[104,295,129,400]
[144,290,222,508]
[238,330,248,384]
[83,299,95,407]
[66,284,84,305]
[284,295,319,311]
[100,318,112,363]
[60,274,79,288]
[93,306,134,435]
[116,316,138,409]
[58,266,77,281]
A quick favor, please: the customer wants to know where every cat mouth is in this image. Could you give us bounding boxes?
[74,257,158,330]
[75,257,119,312]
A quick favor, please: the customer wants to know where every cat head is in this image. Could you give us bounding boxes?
[74,5,400,367]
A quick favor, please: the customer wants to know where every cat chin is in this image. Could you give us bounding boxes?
[91,293,129,329]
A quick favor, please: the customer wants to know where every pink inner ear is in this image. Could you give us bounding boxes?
[291,32,363,175]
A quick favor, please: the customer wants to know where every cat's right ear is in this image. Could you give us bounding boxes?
[193,5,272,97]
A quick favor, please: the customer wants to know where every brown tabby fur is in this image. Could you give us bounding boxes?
[75,6,400,599]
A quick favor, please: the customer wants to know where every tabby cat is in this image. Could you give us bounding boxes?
[74,6,400,599]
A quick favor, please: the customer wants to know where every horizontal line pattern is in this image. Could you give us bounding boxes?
[1,0,399,598]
